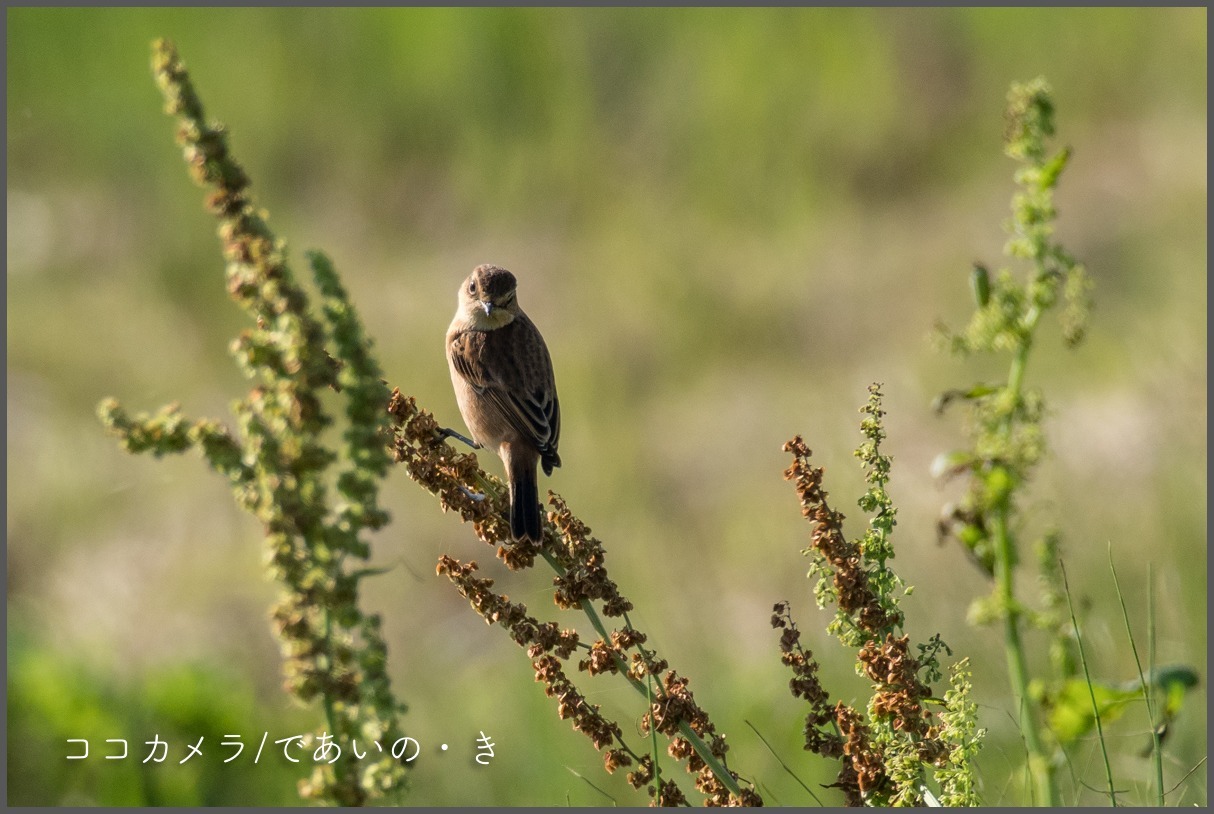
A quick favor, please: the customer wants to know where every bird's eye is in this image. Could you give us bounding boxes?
[468,281,477,294]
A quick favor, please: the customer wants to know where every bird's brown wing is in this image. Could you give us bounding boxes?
[448,317,560,467]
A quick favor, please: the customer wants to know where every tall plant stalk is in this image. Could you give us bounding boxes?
[934,77,1094,806]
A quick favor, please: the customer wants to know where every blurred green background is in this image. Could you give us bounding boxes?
[7,7,1206,807]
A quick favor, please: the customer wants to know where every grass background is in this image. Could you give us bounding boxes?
[6,7,1206,806]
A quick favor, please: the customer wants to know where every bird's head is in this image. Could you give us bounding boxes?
[458,264,521,329]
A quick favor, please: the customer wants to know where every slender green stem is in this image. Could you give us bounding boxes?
[1110,547,1163,806]
[646,669,662,804]
[992,509,1056,805]
[538,551,743,799]
[744,720,821,805]
[1059,559,1116,804]
[992,313,1059,806]
[1004,299,1044,410]
[1147,564,1164,805]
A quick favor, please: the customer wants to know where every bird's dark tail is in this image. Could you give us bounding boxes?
[508,453,542,543]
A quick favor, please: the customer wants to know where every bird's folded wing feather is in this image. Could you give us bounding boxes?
[449,319,560,456]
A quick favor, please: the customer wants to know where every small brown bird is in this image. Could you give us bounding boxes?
[445,264,561,543]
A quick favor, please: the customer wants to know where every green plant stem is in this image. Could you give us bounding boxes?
[1110,547,1163,806]
[992,510,1055,806]
[744,720,821,805]
[1060,559,1116,804]
[1147,564,1164,805]
[646,669,662,804]
[994,310,1059,807]
[1007,303,1041,396]
[538,551,742,800]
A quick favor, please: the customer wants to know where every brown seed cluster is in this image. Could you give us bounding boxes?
[782,436,902,632]
[602,747,632,775]
[580,638,619,676]
[835,704,883,805]
[778,438,955,805]
[771,601,843,759]
[643,672,705,738]
[387,390,529,561]
[544,495,759,801]
[435,556,578,657]
[435,555,626,759]
[626,754,654,790]
[389,390,760,803]
[533,654,624,751]
[860,635,948,766]
[636,671,750,806]
[655,779,689,807]
[546,494,633,616]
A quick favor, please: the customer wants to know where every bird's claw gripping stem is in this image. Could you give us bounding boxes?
[437,426,482,450]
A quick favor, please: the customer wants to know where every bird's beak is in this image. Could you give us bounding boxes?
[480,301,494,316]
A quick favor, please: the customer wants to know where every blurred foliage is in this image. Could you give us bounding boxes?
[7,7,1206,807]
[7,631,312,806]
[1041,666,1200,748]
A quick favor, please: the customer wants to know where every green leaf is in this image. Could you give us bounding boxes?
[1046,678,1137,745]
